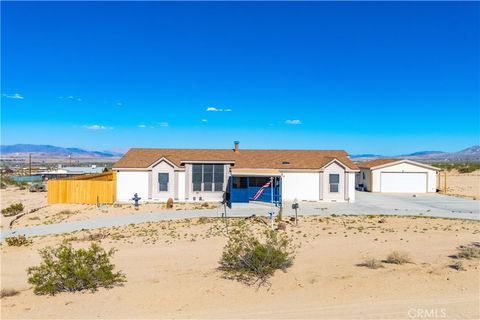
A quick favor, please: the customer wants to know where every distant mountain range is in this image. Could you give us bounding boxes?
[351,145,480,162]
[1,144,479,163]
[0,144,123,159]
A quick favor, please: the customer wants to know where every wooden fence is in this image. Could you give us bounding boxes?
[47,172,116,204]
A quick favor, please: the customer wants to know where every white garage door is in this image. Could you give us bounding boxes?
[380,172,427,193]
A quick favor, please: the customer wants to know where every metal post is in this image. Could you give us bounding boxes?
[29,153,32,175]
[270,177,274,229]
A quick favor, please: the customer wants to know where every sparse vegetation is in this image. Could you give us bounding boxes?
[456,243,480,259]
[0,288,20,298]
[1,202,24,217]
[433,162,480,174]
[385,251,412,265]
[450,260,465,271]
[358,258,383,269]
[219,221,295,286]
[27,242,126,295]
[5,235,32,246]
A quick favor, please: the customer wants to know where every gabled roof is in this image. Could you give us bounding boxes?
[113,148,359,171]
[358,158,440,171]
[357,158,401,169]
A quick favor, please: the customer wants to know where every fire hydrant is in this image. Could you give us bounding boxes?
[131,193,141,210]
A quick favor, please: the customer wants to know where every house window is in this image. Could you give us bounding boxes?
[158,173,169,192]
[192,164,224,192]
[362,172,365,180]
[329,174,339,193]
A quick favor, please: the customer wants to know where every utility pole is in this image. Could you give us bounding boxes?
[29,153,32,175]
[69,154,72,166]
[444,170,447,194]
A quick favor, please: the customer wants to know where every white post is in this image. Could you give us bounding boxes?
[270,177,274,229]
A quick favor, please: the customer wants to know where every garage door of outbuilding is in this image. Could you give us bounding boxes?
[380,172,427,193]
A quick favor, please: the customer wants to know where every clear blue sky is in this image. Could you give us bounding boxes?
[1,1,479,155]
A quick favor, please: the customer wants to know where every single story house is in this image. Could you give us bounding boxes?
[355,159,440,193]
[113,142,359,205]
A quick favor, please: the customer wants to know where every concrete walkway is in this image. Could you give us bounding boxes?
[1,192,479,241]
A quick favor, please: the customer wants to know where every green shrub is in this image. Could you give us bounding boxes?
[1,203,24,217]
[385,251,412,265]
[219,221,295,286]
[456,243,480,259]
[27,242,126,295]
[5,235,31,246]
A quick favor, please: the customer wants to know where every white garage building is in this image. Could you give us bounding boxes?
[355,159,440,193]
[113,142,360,205]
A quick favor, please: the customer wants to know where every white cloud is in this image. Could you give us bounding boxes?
[201,119,208,122]
[206,106,232,112]
[2,93,24,100]
[285,119,302,125]
[138,124,147,128]
[59,95,82,101]
[159,122,169,127]
[83,124,113,130]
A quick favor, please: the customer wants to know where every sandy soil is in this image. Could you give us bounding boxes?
[0,187,218,230]
[438,170,480,200]
[1,216,479,319]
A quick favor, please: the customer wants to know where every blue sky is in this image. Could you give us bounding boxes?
[1,1,479,155]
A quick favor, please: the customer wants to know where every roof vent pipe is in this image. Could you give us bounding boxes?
[234,141,240,153]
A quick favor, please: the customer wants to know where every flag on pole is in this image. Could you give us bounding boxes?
[252,180,272,200]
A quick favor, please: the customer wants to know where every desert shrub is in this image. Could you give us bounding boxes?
[450,260,465,271]
[5,235,31,246]
[27,242,126,295]
[385,251,412,265]
[219,221,295,286]
[1,203,24,217]
[0,288,20,298]
[359,258,383,269]
[456,243,480,259]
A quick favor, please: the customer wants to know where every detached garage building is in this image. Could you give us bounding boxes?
[356,159,440,193]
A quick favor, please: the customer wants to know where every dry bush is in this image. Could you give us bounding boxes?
[450,260,465,271]
[1,203,24,217]
[456,243,480,260]
[385,251,412,265]
[358,258,383,269]
[5,235,31,246]
[219,221,295,286]
[0,288,20,298]
[27,242,126,295]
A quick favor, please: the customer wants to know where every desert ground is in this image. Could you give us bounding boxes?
[1,215,479,319]
[0,187,218,230]
[437,169,480,200]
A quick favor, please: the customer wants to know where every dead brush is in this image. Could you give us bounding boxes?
[0,288,20,298]
[385,251,412,265]
[456,243,480,259]
[358,258,384,269]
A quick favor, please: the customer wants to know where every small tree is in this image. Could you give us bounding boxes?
[1,203,24,217]
[219,221,295,286]
[27,242,126,295]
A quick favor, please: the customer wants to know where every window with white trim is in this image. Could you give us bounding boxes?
[158,173,169,192]
[192,164,224,192]
[329,174,339,193]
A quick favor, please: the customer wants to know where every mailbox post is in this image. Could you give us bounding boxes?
[292,198,299,226]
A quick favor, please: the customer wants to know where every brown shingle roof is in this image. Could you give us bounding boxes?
[357,158,401,169]
[113,148,359,170]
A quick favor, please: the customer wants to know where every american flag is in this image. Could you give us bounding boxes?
[252,180,272,200]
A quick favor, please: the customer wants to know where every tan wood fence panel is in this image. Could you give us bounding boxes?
[47,172,116,204]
